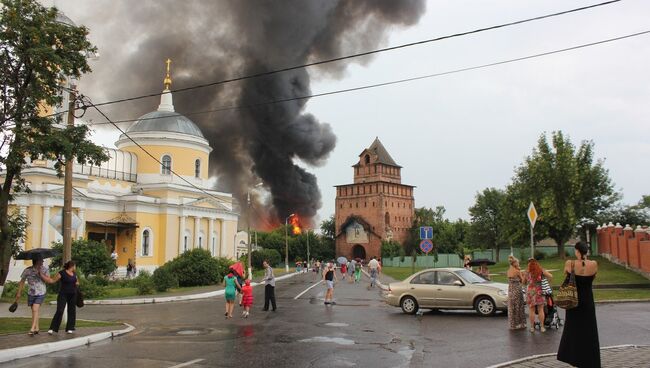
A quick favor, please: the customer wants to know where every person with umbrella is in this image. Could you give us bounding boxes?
[12,251,51,336]
[468,258,496,281]
[40,260,80,335]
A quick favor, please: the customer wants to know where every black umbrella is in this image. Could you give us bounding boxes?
[468,258,496,267]
[15,248,59,260]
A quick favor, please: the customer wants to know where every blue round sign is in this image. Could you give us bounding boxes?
[419,239,433,254]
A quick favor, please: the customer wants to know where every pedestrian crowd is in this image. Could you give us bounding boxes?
[504,242,600,367]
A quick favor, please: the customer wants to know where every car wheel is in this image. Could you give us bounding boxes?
[475,296,496,316]
[400,296,418,315]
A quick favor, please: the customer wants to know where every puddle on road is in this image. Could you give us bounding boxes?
[324,322,349,327]
[299,336,355,345]
[397,346,415,368]
[177,330,202,335]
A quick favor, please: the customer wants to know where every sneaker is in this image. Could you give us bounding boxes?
[66,330,74,334]
[540,327,546,333]
[48,330,55,335]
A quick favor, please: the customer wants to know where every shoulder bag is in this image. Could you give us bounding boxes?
[556,261,578,309]
[541,276,553,296]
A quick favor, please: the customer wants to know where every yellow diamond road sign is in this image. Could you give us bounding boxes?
[527,202,538,228]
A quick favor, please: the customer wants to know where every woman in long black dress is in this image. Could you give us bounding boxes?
[557,242,600,367]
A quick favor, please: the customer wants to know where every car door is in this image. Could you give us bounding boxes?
[435,271,470,308]
[409,271,437,307]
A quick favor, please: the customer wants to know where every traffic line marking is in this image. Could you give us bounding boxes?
[294,280,323,300]
[169,358,206,368]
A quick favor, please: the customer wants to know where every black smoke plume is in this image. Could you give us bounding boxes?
[61,0,426,226]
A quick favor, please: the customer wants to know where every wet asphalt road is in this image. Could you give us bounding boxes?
[4,272,650,368]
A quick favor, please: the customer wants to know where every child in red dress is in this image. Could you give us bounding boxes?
[241,279,254,318]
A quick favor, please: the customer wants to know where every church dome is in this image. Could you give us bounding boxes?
[126,110,204,138]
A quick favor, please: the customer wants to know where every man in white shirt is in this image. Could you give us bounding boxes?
[368,256,380,288]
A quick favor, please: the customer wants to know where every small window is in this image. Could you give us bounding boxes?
[199,236,203,249]
[364,154,370,164]
[142,229,151,256]
[162,155,172,175]
[183,235,189,252]
[195,159,201,178]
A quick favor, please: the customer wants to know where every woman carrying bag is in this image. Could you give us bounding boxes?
[557,242,600,367]
[41,261,80,334]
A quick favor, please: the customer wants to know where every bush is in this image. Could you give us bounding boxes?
[133,270,154,295]
[79,280,108,299]
[87,275,109,287]
[2,281,26,299]
[164,249,231,287]
[381,240,402,258]
[51,239,117,277]
[152,265,178,292]
[250,248,281,269]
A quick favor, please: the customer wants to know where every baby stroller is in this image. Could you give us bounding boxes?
[543,294,563,329]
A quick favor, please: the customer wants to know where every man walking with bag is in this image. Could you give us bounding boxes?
[262,260,276,311]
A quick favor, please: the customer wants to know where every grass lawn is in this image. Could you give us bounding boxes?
[0,318,118,336]
[593,289,650,301]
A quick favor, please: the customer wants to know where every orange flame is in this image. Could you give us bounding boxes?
[289,215,301,235]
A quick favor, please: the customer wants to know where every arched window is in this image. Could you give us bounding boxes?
[385,212,390,225]
[162,155,172,175]
[364,154,370,164]
[142,229,151,256]
[194,159,201,178]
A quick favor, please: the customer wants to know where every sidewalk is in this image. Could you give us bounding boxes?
[0,325,117,350]
[489,345,650,368]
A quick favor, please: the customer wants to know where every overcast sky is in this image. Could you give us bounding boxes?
[55,0,650,223]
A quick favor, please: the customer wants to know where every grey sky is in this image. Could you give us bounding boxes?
[56,0,650,223]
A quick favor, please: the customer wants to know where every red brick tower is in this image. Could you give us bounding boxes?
[334,138,415,260]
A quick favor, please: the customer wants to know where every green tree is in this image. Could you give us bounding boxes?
[51,239,116,277]
[595,194,650,228]
[512,131,617,258]
[468,188,507,260]
[405,206,468,256]
[0,0,108,289]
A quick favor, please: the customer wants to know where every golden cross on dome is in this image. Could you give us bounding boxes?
[163,58,172,89]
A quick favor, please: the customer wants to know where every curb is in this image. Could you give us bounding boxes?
[0,322,135,363]
[485,344,639,368]
[361,269,389,291]
[63,272,300,305]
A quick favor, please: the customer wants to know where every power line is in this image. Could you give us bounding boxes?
[70,0,621,113]
[86,29,650,126]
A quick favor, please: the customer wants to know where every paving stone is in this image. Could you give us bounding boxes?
[500,345,650,368]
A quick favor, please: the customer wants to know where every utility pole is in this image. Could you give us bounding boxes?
[285,213,294,273]
[246,191,252,280]
[306,228,310,270]
[63,86,76,264]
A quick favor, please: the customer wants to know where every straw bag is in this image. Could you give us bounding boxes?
[556,261,578,309]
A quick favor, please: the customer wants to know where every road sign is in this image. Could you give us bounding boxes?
[527,202,538,228]
[420,226,433,240]
[420,239,434,254]
[49,210,82,235]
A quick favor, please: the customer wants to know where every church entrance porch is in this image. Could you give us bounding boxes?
[352,244,366,260]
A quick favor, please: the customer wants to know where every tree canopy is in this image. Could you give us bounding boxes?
[0,0,109,286]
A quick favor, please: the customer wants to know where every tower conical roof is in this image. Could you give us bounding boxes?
[361,137,399,166]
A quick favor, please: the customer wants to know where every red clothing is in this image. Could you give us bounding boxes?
[341,264,347,274]
[241,285,254,307]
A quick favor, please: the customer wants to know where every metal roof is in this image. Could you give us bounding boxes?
[126,110,205,138]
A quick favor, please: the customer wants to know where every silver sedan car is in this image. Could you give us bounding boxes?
[384,268,509,316]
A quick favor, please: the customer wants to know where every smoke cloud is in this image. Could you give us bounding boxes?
[61,0,426,226]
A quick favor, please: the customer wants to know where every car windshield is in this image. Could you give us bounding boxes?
[456,269,489,284]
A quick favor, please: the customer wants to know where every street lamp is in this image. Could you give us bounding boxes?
[285,213,295,272]
[247,183,263,280]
